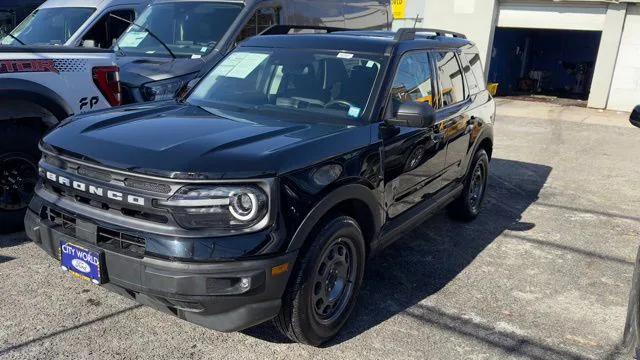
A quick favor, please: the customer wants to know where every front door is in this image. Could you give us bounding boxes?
[380,50,447,218]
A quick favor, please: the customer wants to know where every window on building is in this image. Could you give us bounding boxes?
[434,52,466,107]
[237,7,280,43]
[389,51,434,116]
[82,9,135,48]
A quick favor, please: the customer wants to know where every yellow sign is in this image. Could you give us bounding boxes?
[391,0,407,19]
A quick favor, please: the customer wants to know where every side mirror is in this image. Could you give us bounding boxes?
[82,39,96,48]
[387,101,436,128]
[176,77,201,99]
[631,105,640,128]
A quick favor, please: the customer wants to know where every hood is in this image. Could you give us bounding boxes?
[118,56,206,86]
[42,104,371,179]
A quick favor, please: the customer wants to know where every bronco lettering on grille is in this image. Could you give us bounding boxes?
[45,171,145,206]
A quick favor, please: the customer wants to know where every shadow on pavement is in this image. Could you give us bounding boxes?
[0,305,142,356]
[0,231,29,248]
[246,158,554,348]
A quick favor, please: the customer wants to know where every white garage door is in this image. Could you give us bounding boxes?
[497,0,608,31]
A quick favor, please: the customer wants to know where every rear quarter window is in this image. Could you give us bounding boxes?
[463,52,486,95]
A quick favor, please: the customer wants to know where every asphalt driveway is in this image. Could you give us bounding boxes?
[1,99,639,359]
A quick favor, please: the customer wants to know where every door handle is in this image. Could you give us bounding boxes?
[431,132,445,142]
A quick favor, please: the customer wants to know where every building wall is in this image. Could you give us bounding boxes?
[608,4,640,112]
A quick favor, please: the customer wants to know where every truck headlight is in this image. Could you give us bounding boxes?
[157,186,269,230]
[141,74,196,102]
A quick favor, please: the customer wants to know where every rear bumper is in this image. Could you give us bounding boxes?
[24,208,297,332]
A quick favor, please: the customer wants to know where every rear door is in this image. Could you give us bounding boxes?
[381,50,447,218]
[432,50,473,186]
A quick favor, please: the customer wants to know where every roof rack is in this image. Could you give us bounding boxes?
[260,25,349,36]
[394,28,467,41]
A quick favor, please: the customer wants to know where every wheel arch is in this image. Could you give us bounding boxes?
[0,78,73,124]
[286,184,384,256]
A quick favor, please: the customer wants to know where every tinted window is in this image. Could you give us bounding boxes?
[1,7,95,45]
[434,52,466,106]
[116,2,242,58]
[190,48,385,124]
[463,52,486,95]
[389,51,434,115]
[82,9,135,48]
[237,7,280,42]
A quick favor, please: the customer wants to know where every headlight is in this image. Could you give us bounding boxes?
[157,185,269,230]
[141,74,196,102]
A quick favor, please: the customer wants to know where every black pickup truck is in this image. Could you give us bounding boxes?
[25,26,495,345]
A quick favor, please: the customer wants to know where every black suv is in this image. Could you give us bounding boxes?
[25,26,495,345]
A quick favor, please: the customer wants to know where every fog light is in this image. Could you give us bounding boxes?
[239,277,251,290]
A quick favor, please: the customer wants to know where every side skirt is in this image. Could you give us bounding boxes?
[373,183,463,254]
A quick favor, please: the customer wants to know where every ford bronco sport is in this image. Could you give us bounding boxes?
[25,26,495,345]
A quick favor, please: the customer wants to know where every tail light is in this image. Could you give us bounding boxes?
[92,66,121,107]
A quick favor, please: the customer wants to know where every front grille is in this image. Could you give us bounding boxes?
[124,178,172,194]
[41,207,76,235]
[77,166,112,182]
[97,228,145,258]
[40,206,146,258]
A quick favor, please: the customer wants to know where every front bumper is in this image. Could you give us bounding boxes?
[24,208,297,332]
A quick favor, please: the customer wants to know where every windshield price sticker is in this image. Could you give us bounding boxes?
[213,52,269,79]
[119,31,148,47]
[337,52,354,59]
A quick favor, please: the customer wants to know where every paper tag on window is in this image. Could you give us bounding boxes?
[119,31,147,47]
[201,47,208,53]
[337,52,354,59]
[348,106,361,118]
[213,52,269,79]
[191,54,202,59]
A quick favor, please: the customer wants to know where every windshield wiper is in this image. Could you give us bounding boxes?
[109,13,176,59]
[4,33,25,45]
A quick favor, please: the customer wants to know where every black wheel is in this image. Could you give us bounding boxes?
[448,149,489,222]
[0,122,42,234]
[274,216,366,346]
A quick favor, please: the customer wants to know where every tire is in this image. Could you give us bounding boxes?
[0,121,42,234]
[274,216,366,346]
[448,149,489,222]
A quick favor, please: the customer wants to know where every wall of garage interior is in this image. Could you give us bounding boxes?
[397,0,640,112]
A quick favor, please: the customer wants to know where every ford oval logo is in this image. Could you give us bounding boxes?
[72,259,91,273]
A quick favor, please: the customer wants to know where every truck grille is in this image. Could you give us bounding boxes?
[40,206,146,258]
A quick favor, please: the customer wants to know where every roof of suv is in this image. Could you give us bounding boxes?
[241,29,473,55]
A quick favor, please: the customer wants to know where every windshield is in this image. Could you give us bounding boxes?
[116,2,242,58]
[0,7,95,46]
[0,11,15,37]
[189,48,386,124]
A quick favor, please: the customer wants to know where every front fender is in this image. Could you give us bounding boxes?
[0,78,72,121]
[286,183,383,253]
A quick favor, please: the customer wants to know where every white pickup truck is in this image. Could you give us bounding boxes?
[0,46,119,232]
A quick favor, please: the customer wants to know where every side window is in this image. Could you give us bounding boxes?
[237,7,280,43]
[433,52,466,107]
[463,52,486,95]
[82,9,135,49]
[389,52,434,116]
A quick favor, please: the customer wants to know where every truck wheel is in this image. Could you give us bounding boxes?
[448,149,489,222]
[275,216,366,346]
[0,122,41,234]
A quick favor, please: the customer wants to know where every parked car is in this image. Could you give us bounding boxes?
[25,26,495,345]
[0,46,119,232]
[0,0,150,49]
[114,0,391,103]
[0,0,43,36]
[631,105,639,128]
